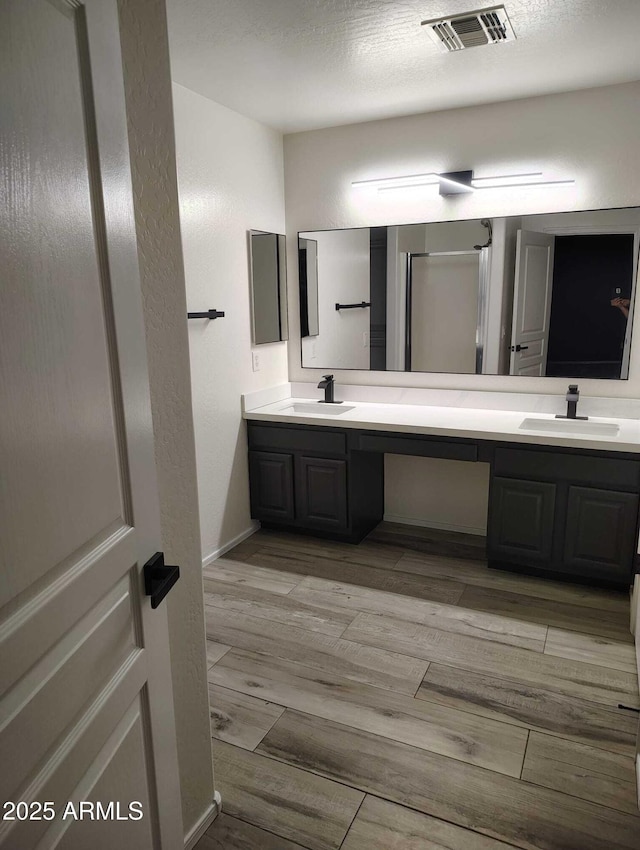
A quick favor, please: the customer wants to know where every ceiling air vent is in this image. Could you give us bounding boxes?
[422,5,516,52]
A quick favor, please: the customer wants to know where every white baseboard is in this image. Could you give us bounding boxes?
[202,523,260,568]
[184,792,222,850]
[383,513,486,537]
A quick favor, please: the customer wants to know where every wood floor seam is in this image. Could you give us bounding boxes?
[337,794,366,850]
[519,729,531,781]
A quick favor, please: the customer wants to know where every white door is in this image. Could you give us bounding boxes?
[0,1,183,848]
[510,231,555,376]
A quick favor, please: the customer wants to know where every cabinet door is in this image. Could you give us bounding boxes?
[564,486,638,582]
[249,451,294,521]
[296,456,348,529]
[488,477,556,564]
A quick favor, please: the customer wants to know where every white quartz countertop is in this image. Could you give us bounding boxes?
[243,396,640,454]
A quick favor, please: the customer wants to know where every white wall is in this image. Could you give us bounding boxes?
[284,81,640,534]
[300,228,370,369]
[385,457,490,536]
[117,0,214,840]
[173,85,288,563]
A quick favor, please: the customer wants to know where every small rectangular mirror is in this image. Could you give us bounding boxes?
[249,230,288,344]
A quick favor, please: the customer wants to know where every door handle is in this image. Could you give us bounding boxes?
[511,344,529,352]
[144,552,180,609]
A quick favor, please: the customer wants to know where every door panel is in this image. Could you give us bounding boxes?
[564,486,638,580]
[296,457,348,528]
[1,1,182,847]
[0,577,136,805]
[489,477,556,563]
[249,451,295,520]
[510,231,555,376]
[55,701,155,850]
[0,0,125,609]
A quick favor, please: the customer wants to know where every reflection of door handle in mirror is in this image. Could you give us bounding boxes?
[511,344,529,352]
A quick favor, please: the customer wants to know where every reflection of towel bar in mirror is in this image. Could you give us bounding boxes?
[335,301,371,311]
[188,309,225,319]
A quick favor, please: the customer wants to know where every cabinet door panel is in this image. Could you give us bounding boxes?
[296,456,348,529]
[564,486,638,581]
[488,477,556,564]
[249,451,294,521]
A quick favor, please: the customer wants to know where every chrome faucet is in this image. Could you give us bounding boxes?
[556,384,588,421]
[317,374,342,404]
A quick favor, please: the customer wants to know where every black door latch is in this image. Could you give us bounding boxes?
[144,552,180,609]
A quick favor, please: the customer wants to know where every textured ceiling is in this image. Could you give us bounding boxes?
[166,0,640,133]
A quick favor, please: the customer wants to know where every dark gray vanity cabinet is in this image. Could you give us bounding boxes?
[488,447,640,586]
[247,421,639,587]
[247,423,383,541]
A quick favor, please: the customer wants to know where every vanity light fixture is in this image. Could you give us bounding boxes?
[352,169,575,195]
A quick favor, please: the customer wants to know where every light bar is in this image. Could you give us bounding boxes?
[475,178,575,189]
[351,172,439,190]
[471,172,543,187]
[378,181,440,193]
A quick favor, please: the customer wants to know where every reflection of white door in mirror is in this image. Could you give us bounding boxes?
[510,230,555,376]
[410,253,480,373]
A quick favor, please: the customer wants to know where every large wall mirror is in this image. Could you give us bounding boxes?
[249,230,288,345]
[299,207,640,379]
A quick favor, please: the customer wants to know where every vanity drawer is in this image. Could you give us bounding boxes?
[356,432,477,462]
[247,423,347,456]
[494,447,640,491]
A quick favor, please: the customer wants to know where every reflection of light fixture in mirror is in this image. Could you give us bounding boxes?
[352,169,575,194]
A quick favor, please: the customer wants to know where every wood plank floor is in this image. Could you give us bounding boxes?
[195,524,640,850]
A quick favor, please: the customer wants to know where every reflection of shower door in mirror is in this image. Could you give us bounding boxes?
[510,230,555,376]
[406,252,482,373]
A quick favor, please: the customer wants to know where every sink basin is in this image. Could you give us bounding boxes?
[280,402,355,416]
[519,417,620,437]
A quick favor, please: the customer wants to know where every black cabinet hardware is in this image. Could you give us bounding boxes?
[144,552,180,609]
[188,309,225,319]
[510,344,529,351]
[335,301,371,311]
